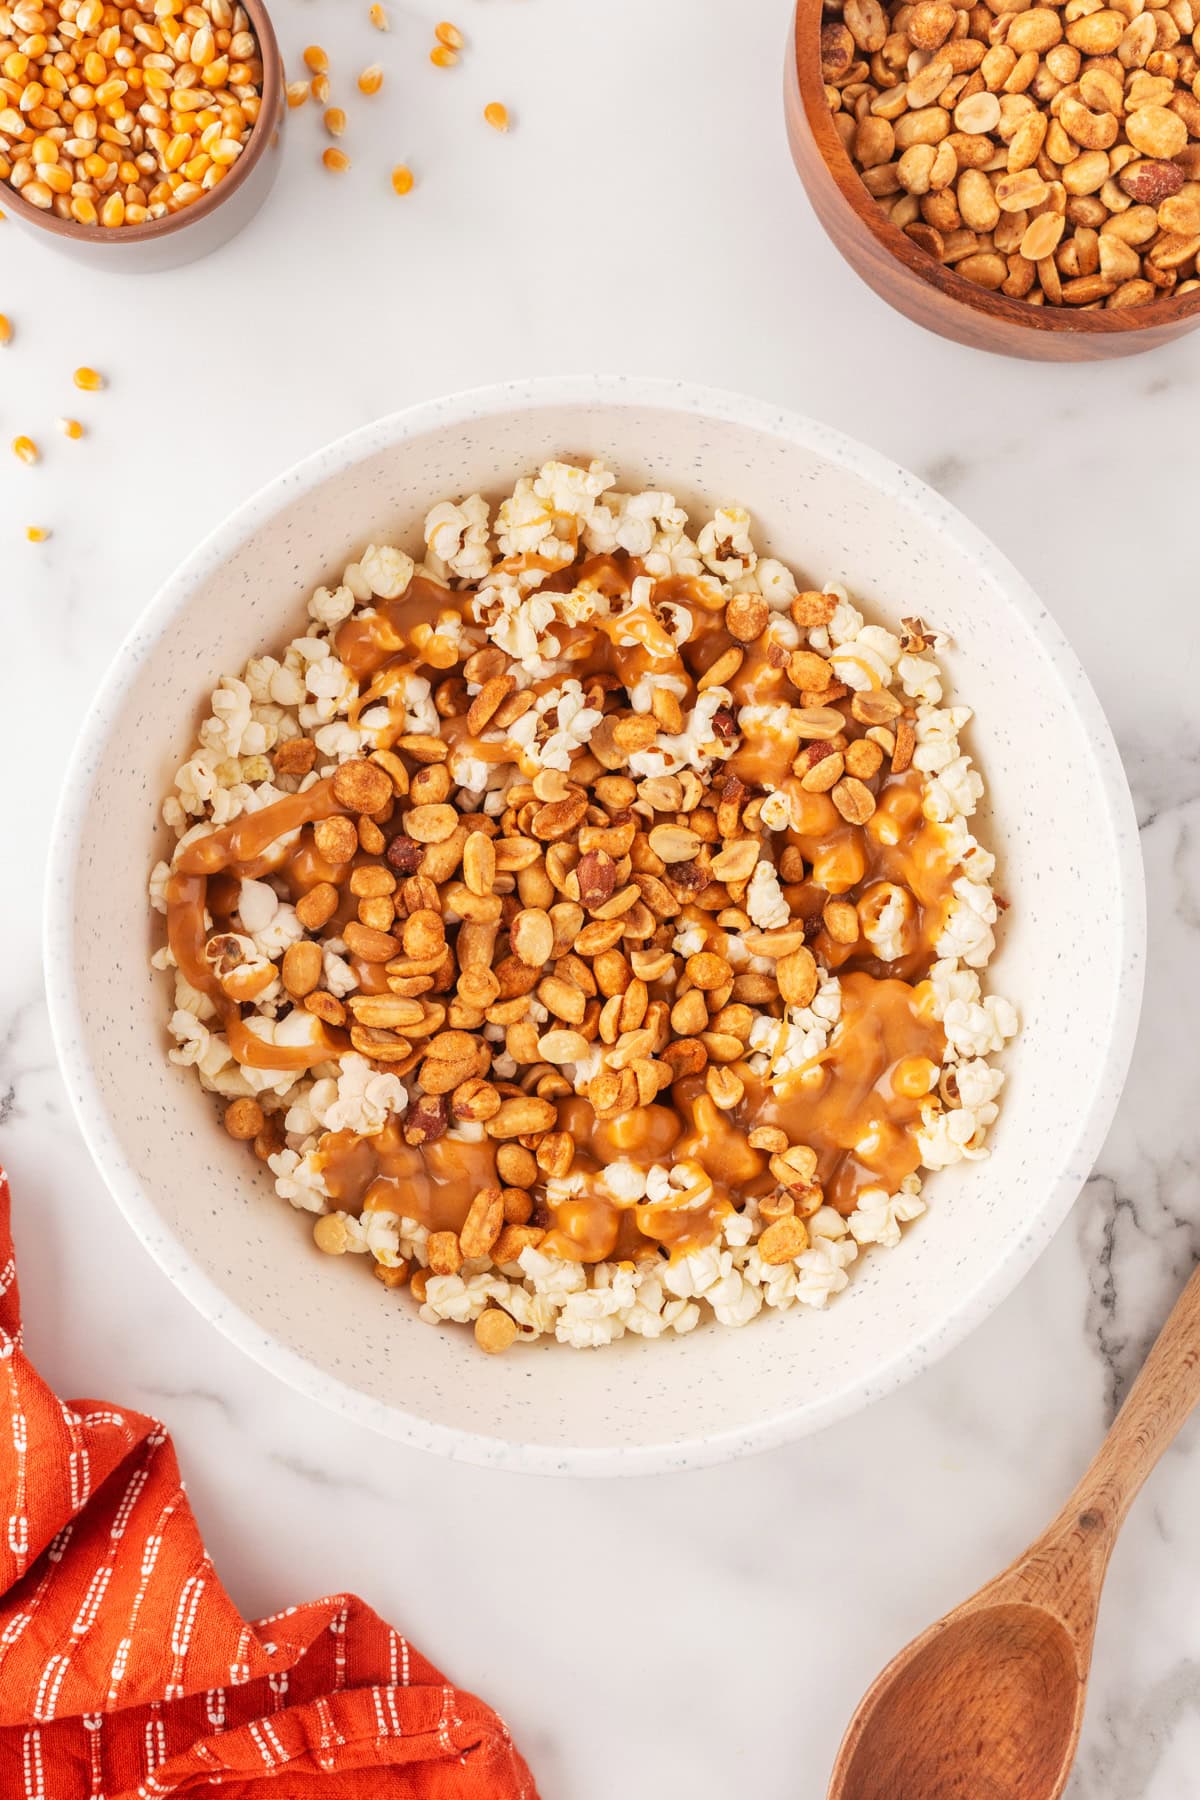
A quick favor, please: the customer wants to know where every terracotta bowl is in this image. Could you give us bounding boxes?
[785,0,1200,360]
[3,0,283,274]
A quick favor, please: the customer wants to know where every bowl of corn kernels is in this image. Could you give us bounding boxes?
[0,0,282,270]
[786,0,1200,358]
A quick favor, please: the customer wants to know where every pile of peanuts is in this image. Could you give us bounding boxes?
[824,0,1200,306]
[0,0,262,227]
[215,709,859,1136]
[181,581,930,1285]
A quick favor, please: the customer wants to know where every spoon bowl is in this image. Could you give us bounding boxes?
[832,1603,1082,1800]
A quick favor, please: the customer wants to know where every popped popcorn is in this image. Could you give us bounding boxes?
[746,859,789,930]
[424,495,492,582]
[359,543,415,599]
[309,584,357,629]
[152,456,1015,1353]
[848,1182,927,1249]
[698,505,757,579]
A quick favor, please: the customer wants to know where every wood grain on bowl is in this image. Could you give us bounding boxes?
[785,0,1200,360]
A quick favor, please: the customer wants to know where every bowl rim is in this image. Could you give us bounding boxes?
[790,0,1200,339]
[2,0,281,247]
[43,374,1146,1476]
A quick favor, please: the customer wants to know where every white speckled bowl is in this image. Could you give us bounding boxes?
[45,378,1144,1476]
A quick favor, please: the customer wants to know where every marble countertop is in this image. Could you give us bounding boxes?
[3,0,1200,1793]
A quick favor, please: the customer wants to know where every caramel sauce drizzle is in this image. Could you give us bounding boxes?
[164,548,967,1261]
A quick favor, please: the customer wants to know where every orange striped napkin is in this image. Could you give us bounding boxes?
[0,1168,538,1798]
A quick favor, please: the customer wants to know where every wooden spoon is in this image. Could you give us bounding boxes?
[828,1262,1200,1800]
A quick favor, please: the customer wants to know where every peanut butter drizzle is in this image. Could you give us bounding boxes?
[728,636,793,710]
[168,550,965,1259]
[739,972,945,1214]
[555,551,636,603]
[174,779,342,877]
[166,870,343,1073]
[312,963,941,1254]
[196,951,941,1256]
[346,660,418,739]
[592,604,678,665]
[781,773,955,982]
[334,577,468,682]
[728,718,803,789]
[166,781,353,1073]
[439,713,526,765]
[522,1091,767,1265]
[316,1117,500,1233]
[543,555,688,695]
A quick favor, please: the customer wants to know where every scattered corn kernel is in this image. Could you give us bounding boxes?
[311,73,329,103]
[369,1,389,26]
[74,365,105,391]
[323,106,346,138]
[357,64,383,96]
[303,44,328,75]
[483,101,509,132]
[430,44,457,68]
[0,314,11,345]
[322,146,350,174]
[25,525,49,543]
[286,80,309,108]
[435,20,463,48]
[391,163,413,195]
[12,435,38,464]
[57,417,84,439]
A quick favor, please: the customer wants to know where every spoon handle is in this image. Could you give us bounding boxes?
[1068,1257,1200,1533]
[1010,1257,1200,1611]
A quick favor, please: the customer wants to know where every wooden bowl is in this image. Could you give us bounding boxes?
[785,0,1200,360]
[3,0,284,274]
